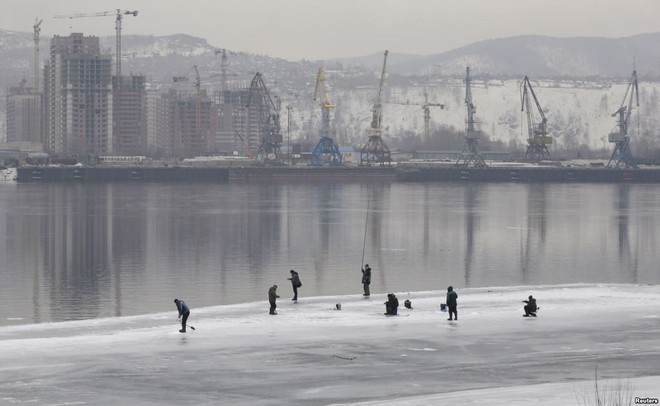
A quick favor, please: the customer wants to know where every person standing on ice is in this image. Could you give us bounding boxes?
[523,295,537,317]
[361,264,371,296]
[288,270,302,301]
[268,284,280,315]
[174,298,190,333]
[446,286,458,321]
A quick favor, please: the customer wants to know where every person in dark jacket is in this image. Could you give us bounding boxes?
[446,286,458,321]
[174,298,190,333]
[268,285,280,315]
[361,264,371,296]
[523,295,537,317]
[288,270,302,301]
[384,293,399,315]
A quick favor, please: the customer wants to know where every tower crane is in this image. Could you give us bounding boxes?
[607,71,639,169]
[386,91,445,148]
[310,67,342,166]
[360,50,392,165]
[456,67,486,167]
[33,17,43,91]
[520,76,552,161]
[246,73,282,162]
[54,9,138,79]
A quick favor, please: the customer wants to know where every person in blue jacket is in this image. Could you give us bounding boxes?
[174,298,190,333]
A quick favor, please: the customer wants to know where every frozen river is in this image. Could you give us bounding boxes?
[1,284,659,405]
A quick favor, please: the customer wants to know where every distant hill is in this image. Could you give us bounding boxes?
[323,34,660,78]
[386,34,660,78]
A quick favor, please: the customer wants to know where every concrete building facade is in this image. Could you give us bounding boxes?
[113,75,147,156]
[6,80,42,145]
[44,33,112,157]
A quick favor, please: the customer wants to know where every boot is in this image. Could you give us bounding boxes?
[179,329,186,333]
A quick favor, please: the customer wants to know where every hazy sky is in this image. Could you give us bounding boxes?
[3,0,659,60]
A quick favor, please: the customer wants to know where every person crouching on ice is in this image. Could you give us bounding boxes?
[384,293,399,315]
[523,295,537,317]
[174,298,190,333]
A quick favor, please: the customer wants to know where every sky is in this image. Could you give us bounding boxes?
[2,0,660,60]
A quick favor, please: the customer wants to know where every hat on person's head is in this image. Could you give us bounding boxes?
[290,269,295,273]
[448,286,453,291]
[529,295,533,299]
[174,298,178,303]
[274,284,278,289]
[365,264,369,267]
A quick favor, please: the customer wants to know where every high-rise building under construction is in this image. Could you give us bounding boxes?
[44,33,112,156]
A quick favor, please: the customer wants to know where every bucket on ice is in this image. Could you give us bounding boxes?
[440,303,447,312]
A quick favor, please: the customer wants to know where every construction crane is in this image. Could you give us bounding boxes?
[456,66,486,167]
[607,71,639,169]
[386,90,445,148]
[54,9,138,79]
[360,50,391,166]
[213,48,229,93]
[246,73,282,162]
[520,76,552,161]
[33,17,43,91]
[310,67,342,166]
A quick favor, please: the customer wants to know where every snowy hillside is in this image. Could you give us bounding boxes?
[286,76,660,152]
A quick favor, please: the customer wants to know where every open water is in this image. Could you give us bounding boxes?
[0,181,658,325]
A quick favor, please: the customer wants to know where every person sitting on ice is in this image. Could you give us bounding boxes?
[384,293,399,315]
[523,295,538,317]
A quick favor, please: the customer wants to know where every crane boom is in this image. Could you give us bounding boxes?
[54,9,138,78]
[313,68,335,109]
[33,17,43,91]
[370,50,388,131]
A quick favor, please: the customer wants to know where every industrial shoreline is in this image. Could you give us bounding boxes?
[14,163,660,183]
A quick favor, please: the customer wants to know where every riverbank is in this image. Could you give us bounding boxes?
[1,283,658,405]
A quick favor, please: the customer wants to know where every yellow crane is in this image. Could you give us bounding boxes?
[310,67,342,166]
[54,9,138,79]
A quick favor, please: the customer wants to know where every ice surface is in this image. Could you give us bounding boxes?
[1,284,659,405]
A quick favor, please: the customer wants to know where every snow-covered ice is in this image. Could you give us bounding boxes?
[1,284,659,405]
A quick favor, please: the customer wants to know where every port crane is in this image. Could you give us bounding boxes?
[54,9,138,79]
[607,71,639,169]
[360,50,392,165]
[310,67,342,166]
[246,73,282,162]
[33,17,43,91]
[456,67,486,167]
[520,76,552,160]
[387,91,445,148]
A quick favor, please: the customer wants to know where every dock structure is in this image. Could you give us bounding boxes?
[15,164,660,183]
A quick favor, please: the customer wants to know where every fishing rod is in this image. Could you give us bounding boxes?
[361,197,370,270]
